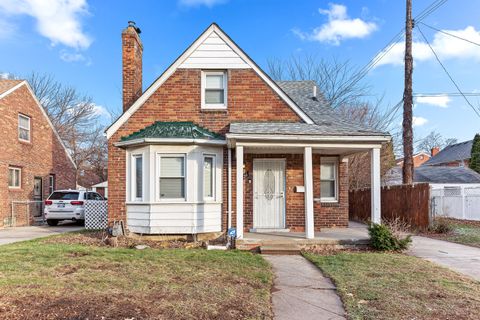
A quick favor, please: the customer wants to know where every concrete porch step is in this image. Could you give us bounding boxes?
[260,245,302,255]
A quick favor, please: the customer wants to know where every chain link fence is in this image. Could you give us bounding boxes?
[5,201,45,227]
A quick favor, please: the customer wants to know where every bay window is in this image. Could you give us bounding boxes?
[159,155,186,199]
[132,154,143,201]
[203,155,215,199]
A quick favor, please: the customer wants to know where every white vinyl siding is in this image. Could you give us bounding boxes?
[159,155,186,200]
[132,154,143,201]
[203,155,215,200]
[18,114,31,142]
[320,158,338,202]
[201,71,227,109]
[8,167,21,188]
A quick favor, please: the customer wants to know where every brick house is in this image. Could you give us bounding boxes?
[423,141,473,167]
[0,80,76,227]
[396,152,431,168]
[106,22,389,239]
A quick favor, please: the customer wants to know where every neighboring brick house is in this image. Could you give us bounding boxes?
[423,140,473,167]
[0,80,76,227]
[106,22,389,239]
[396,152,430,168]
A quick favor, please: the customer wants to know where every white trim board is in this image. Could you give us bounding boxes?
[0,80,77,169]
[106,23,314,140]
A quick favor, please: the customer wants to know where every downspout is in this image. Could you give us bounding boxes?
[228,147,232,229]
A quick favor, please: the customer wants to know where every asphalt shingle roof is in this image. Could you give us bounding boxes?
[423,140,473,166]
[274,80,387,136]
[384,165,480,185]
[0,79,22,96]
[121,121,224,141]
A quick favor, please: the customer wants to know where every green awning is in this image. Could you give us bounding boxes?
[121,121,224,142]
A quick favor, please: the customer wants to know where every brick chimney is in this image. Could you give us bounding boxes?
[431,146,440,157]
[122,21,143,112]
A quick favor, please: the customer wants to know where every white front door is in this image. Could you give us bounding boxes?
[253,159,286,229]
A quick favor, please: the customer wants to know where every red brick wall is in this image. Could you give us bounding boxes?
[238,154,348,232]
[108,68,302,225]
[0,85,76,227]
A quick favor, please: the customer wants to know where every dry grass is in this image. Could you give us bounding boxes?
[0,232,273,320]
[423,218,480,248]
[304,252,480,320]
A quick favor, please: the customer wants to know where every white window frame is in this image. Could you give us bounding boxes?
[201,70,227,109]
[18,114,31,142]
[48,174,55,195]
[203,154,216,201]
[157,153,187,201]
[131,154,144,201]
[320,157,339,203]
[8,167,21,189]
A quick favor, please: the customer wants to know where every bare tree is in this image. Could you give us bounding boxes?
[268,54,371,109]
[26,72,106,185]
[417,131,458,153]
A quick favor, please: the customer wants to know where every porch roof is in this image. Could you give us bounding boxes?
[229,122,388,137]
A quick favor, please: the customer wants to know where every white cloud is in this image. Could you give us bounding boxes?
[375,26,480,67]
[294,3,377,45]
[0,0,91,49]
[60,50,85,62]
[413,116,428,127]
[92,104,111,120]
[178,0,227,7]
[415,95,451,108]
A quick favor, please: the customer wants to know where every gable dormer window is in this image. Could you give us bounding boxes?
[201,71,227,109]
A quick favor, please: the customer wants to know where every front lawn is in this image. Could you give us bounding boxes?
[0,233,273,320]
[424,218,480,248]
[304,252,480,320]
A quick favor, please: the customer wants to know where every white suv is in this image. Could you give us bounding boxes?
[44,190,104,226]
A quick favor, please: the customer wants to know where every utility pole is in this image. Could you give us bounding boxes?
[403,0,414,184]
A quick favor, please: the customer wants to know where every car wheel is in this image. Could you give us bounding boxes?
[47,219,59,226]
[76,219,85,226]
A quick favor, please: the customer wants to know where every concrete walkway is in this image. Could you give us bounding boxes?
[264,255,346,320]
[408,236,480,281]
[0,223,83,246]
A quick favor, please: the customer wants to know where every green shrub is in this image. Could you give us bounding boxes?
[368,223,412,251]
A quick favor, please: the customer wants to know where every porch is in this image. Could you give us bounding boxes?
[227,125,388,239]
[236,221,369,251]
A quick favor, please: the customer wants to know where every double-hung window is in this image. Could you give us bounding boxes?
[49,175,55,195]
[159,155,185,200]
[18,114,31,142]
[132,155,143,201]
[202,71,227,109]
[8,167,21,188]
[203,155,215,200]
[320,158,338,202]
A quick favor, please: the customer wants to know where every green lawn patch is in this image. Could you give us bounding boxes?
[426,218,480,248]
[0,234,273,320]
[304,252,480,320]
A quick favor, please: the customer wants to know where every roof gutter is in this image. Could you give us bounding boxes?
[114,137,227,148]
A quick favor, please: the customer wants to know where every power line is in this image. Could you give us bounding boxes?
[418,22,480,47]
[338,0,449,93]
[416,25,480,118]
[414,93,480,97]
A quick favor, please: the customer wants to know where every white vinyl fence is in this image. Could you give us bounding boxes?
[431,186,480,221]
[85,200,108,230]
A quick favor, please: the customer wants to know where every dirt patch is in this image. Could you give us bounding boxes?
[43,231,203,250]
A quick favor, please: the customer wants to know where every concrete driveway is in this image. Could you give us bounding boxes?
[408,236,480,281]
[0,222,83,246]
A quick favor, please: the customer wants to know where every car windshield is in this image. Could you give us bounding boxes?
[49,191,79,200]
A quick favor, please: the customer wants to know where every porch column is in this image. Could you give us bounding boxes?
[236,145,244,239]
[370,147,381,224]
[304,146,314,239]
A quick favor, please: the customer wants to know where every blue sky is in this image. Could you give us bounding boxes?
[0,0,479,147]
